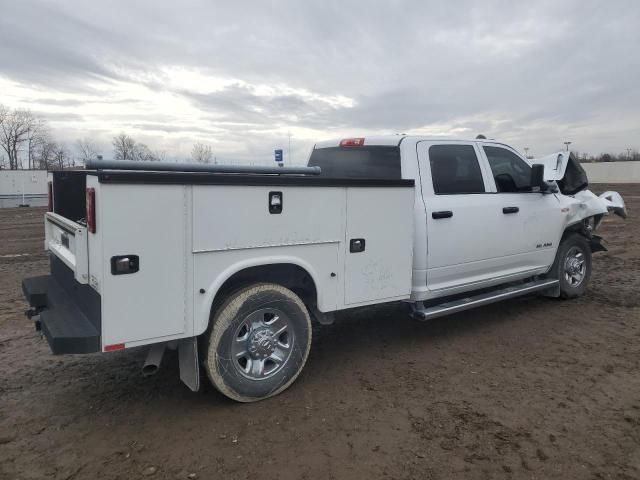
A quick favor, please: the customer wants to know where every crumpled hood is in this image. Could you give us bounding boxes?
[533,152,572,181]
[532,151,589,196]
[532,151,627,223]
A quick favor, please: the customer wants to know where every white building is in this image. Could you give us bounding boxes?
[0,170,48,208]
[581,161,640,183]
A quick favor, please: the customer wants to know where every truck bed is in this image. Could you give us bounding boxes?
[28,168,415,353]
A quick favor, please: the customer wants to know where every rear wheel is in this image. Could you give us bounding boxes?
[205,283,312,402]
[552,233,592,299]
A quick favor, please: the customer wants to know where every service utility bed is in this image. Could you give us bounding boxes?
[23,167,415,355]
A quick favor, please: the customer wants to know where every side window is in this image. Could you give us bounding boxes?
[428,145,485,194]
[483,146,532,193]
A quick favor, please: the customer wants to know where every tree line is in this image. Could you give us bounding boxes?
[3,104,638,169]
[575,151,640,163]
[0,105,217,170]
[0,105,73,170]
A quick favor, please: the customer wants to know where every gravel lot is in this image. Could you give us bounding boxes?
[1,184,639,480]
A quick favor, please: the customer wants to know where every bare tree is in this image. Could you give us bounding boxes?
[76,138,99,163]
[26,118,46,169]
[0,106,7,166]
[153,149,167,162]
[53,143,73,169]
[0,105,38,169]
[191,142,213,163]
[132,142,162,161]
[112,133,137,160]
[113,133,161,161]
[134,143,152,161]
[34,136,59,170]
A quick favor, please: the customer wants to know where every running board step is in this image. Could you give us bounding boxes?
[411,279,559,321]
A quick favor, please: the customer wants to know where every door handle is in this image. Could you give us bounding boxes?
[503,206,519,214]
[432,211,453,219]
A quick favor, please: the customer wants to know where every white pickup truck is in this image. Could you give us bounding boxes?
[22,136,626,402]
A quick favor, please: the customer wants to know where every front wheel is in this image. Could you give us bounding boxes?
[204,283,312,402]
[552,233,592,299]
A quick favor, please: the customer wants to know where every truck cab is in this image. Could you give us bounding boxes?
[311,136,567,300]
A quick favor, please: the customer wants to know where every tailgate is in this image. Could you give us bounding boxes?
[45,212,89,284]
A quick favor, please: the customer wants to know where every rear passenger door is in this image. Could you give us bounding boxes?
[417,142,532,293]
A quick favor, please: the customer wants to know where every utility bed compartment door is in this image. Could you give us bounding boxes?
[45,212,89,284]
[100,184,188,346]
[343,187,414,305]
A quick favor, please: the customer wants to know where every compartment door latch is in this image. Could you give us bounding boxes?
[349,238,366,253]
[269,191,283,214]
[110,255,140,275]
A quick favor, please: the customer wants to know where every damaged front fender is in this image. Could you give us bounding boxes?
[598,190,627,219]
[563,189,627,229]
[533,151,627,226]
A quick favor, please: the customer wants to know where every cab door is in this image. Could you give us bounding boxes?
[479,144,564,270]
[417,141,533,294]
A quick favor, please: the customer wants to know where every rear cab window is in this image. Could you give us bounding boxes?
[428,145,486,194]
[308,146,401,179]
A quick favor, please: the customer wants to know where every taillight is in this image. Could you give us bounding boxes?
[86,187,96,233]
[340,138,365,147]
[47,181,53,212]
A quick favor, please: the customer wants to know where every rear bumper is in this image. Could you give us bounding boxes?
[22,254,101,354]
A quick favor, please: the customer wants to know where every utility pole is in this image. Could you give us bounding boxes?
[627,148,632,160]
[27,126,31,170]
[564,141,572,152]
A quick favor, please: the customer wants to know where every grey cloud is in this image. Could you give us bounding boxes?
[181,84,346,128]
[1,0,639,158]
[130,122,222,135]
[33,111,85,122]
[32,98,85,107]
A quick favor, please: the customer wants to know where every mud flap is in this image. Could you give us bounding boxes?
[311,308,335,325]
[178,337,200,392]
[589,234,607,253]
[540,283,561,298]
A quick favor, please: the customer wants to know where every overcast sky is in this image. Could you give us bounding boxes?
[1,0,639,163]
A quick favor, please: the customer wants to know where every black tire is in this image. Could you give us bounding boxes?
[551,233,592,299]
[204,283,312,402]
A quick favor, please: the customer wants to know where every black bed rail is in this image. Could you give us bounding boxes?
[85,159,321,176]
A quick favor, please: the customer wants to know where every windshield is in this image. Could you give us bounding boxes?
[308,146,401,179]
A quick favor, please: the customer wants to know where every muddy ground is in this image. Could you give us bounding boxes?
[1,184,639,480]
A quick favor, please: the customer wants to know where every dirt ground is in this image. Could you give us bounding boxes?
[1,185,639,480]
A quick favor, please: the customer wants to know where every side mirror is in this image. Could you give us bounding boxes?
[530,164,548,192]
